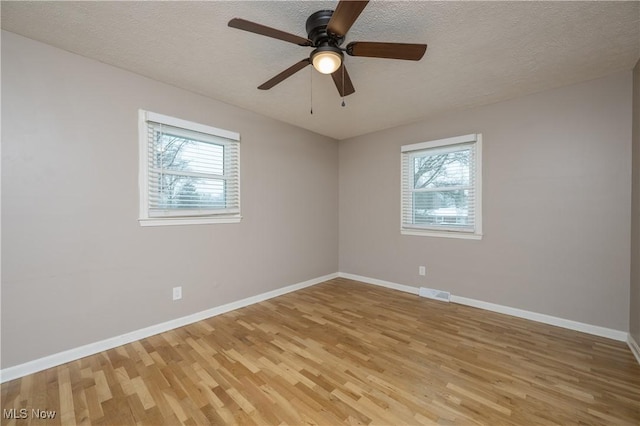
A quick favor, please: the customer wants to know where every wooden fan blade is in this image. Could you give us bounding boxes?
[258,59,311,90]
[229,18,312,46]
[346,42,427,60]
[331,64,355,97]
[326,0,369,37]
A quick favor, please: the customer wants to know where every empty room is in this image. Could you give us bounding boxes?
[2,1,639,424]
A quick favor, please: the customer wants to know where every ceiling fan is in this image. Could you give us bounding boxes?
[228,0,427,97]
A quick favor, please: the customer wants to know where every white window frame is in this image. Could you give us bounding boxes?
[401,134,482,240]
[138,110,241,226]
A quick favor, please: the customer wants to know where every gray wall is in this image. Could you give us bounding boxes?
[631,59,640,344]
[339,72,632,332]
[1,31,339,368]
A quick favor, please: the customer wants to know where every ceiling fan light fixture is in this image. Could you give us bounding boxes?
[311,46,343,74]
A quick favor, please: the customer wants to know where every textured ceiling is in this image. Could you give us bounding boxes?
[2,1,639,140]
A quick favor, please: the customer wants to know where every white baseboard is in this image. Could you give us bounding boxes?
[450,295,628,342]
[338,273,628,342]
[338,272,419,295]
[0,273,338,384]
[628,334,640,365]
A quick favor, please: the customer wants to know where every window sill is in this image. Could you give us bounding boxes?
[401,229,482,240]
[139,216,242,227]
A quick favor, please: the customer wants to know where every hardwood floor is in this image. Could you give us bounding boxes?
[2,278,639,425]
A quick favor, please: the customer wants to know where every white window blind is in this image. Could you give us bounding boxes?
[401,134,482,239]
[139,111,241,226]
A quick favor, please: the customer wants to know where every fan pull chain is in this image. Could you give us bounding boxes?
[310,66,313,115]
[341,65,345,107]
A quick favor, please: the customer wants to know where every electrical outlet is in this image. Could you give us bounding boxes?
[172,286,182,301]
[419,266,426,276]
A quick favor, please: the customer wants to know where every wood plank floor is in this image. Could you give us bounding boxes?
[2,278,639,425]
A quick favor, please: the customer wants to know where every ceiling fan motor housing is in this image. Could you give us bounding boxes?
[306,10,344,47]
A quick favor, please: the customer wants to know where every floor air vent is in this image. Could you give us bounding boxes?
[418,287,451,302]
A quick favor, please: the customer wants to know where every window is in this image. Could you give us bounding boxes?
[138,110,241,226]
[401,134,482,239]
